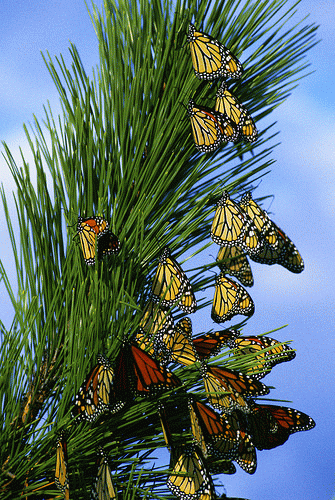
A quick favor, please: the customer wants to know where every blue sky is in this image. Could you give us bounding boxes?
[1,1,334,499]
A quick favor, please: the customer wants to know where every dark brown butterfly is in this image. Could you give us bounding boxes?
[247,403,315,450]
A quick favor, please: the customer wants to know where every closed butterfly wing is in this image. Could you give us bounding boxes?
[161,318,200,366]
[151,247,196,313]
[211,274,254,323]
[139,300,174,340]
[240,192,280,249]
[277,232,305,273]
[234,429,257,474]
[240,117,258,143]
[215,83,257,143]
[135,329,156,358]
[206,412,240,460]
[55,431,69,500]
[188,99,224,152]
[167,445,212,500]
[187,24,243,80]
[218,113,240,143]
[76,216,109,265]
[211,192,262,256]
[158,403,174,450]
[179,282,197,314]
[189,400,209,458]
[91,448,117,500]
[189,399,238,460]
[215,83,246,125]
[216,245,253,287]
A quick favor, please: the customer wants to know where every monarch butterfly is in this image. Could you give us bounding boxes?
[187,100,239,153]
[239,192,304,273]
[167,445,212,500]
[72,355,122,422]
[216,245,254,287]
[247,404,315,450]
[201,364,269,413]
[97,231,120,260]
[137,301,175,364]
[192,329,240,360]
[215,83,257,142]
[55,431,69,500]
[189,400,209,457]
[234,428,257,474]
[226,335,296,379]
[76,216,109,265]
[239,192,281,249]
[114,342,181,399]
[139,300,174,339]
[161,318,200,366]
[151,247,197,313]
[211,273,254,323]
[206,413,241,461]
[211,192,262,256]
[91,448,117,500]
[187,24,243,81]
[189,399,234,458]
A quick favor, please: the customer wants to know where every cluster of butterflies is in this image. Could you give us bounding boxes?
[59,23,311,500]
[56,217,313,499]
[187,24,257,152]
[56,435,116,500]
[210,190,304,324]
